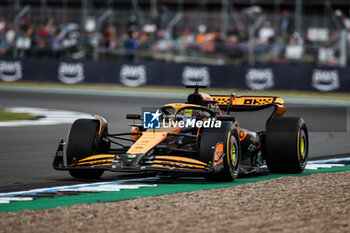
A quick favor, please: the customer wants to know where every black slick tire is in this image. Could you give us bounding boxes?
[199,122,241,182]
[66,119,104,179]
[264,117,308,173]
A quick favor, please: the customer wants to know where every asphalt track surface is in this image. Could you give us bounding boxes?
[0,89,349,192]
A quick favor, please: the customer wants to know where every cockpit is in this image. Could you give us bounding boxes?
[160,105,213,120]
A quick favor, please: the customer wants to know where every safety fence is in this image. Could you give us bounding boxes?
[0,58,349,92]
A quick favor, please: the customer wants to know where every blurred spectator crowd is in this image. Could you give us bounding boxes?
[0,5,350,66]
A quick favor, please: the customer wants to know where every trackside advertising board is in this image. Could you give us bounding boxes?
[1,58,350,92]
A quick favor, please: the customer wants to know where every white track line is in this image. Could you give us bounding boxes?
[0,107,92,127]
[308,157,350,164]
[0,197,33,204]
[0,178,158,198]
[305,164,344,170]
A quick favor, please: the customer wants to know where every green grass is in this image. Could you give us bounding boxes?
[0,109,37,122]
[1,81,350,100]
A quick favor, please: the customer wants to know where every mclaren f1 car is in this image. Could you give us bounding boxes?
[53,86,308,181]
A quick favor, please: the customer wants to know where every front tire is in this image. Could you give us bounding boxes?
[264,117,308,173]
[66,119,106,179]
[199,122,241,181]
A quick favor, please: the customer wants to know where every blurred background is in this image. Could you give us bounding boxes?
[0,0,350,91]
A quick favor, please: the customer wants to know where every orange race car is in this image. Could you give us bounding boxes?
[53,86,308,181]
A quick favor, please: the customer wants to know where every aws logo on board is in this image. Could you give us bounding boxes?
[245,68,274,90]
[57,62,84,84]
[0,60,23,82]
[119,65,147,87]
[311,69,339,92]
[182,66,210,86]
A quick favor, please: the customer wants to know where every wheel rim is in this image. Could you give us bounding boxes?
[230,135,239,170]
[299,128,308,164]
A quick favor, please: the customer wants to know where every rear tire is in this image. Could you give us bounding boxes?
[66,119,105,179]
[264,117,308,173]
[200,122,241,181]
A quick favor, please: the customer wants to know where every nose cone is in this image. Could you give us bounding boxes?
[127,131,168,154]
[120,153,145,168]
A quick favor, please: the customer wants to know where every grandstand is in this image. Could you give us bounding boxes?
[0,0,349,66]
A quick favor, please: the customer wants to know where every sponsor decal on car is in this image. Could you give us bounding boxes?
[119,65,147,86]
[57,62,84,84]
[0,60,23,82]
[238,129,248,141]
[243,97,274,105]
[214,143,224,166]
[245,68,274,90]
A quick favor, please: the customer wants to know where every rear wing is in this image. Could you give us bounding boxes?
[211,94,286,118]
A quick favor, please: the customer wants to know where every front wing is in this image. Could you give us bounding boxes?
[53,140,219,175]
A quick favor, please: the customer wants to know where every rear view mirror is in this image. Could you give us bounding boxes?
[126,114,141,120]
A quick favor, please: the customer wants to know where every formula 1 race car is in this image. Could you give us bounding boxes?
[53,86,308,181]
